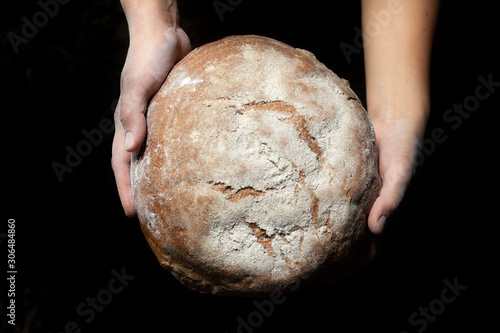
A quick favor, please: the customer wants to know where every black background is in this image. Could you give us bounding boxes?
[2,0,498,332]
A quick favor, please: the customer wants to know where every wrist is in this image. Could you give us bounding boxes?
[370,109,429,144]
[121,0,179,36]
[366,78,430,139]
[368,99,429,125]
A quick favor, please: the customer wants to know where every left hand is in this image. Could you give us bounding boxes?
[367,116,422,235]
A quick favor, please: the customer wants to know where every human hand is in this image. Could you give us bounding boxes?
[361,0,439,235]
[112,14,191,216]
[367,117,422,235]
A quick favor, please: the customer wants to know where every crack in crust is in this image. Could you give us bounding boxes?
[208,181,273,202]
[310,193,320,225]
[243,221,295,266]
[244,221,275,256]
[280,116,323,161]
[235,100,323,163]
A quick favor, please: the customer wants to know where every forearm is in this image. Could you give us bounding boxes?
[120,0,179,34]
[362,0,439,137]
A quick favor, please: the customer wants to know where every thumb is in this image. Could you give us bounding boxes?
[119,92,148,152]
[367,161,412,235]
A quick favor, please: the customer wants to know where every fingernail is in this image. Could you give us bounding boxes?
[125,132,134,151]
[378,216,387,230]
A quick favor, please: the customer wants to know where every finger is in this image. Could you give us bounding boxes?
[368,161,412,235]
[118,72,150,153]
[112,141,136,217]
[175,28,192,61]
[120,100,147,153]
[112,112,136,217]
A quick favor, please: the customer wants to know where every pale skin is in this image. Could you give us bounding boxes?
[112,0,440,235]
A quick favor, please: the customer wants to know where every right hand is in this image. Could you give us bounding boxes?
[112,24,191,217]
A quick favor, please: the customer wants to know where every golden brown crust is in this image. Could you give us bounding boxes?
[131,35,380,296]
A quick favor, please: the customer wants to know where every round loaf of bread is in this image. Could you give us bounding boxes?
[131,35,380,296]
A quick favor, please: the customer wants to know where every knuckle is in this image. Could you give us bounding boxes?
[118,100,137,127]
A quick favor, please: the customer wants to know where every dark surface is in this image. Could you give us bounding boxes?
[2,0,498,332]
